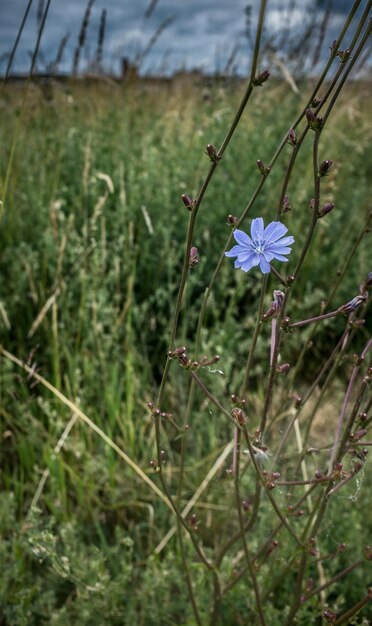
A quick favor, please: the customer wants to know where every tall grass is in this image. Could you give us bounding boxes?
[0,2,371,624]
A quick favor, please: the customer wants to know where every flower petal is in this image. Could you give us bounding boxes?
[237,250,255,262]
[250,218,264,241]
[271,254,289,262]
[240,253,260,272]
[262,251,275,262]
[233,229,252,246]
[267,245,292,255]
[274,235,294,246]
[259,256,271,273]
[263,221,288,243]
[225,245,245,258]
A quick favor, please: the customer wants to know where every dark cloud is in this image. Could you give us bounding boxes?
[0,0,368,76]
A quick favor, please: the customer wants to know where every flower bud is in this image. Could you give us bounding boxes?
[252,69,270,86]
[311,97,321,108]
[181,194,194,210]
[242,499,250,512]
[267,540,279,555]
[257,159,271,177]
[281,316,291,331]
[339,294,367,314]
[189,246,199,267]
[231,408,246,426]
[292,394,302,408]
[318,202,335,218]
[364,545,372,560]
[282,195,291,213]
[206,143,221,163]
[337,48,351,63]
[277,363,290,374]
[306,108,322,131]
[287,128,297,146]
[349,428,367,442]
[263,289,285,319]
[323,609,337,624]
[330,40,338,53]
[319,159,333,177]
[168,346,187,359]
[227,214,238,226]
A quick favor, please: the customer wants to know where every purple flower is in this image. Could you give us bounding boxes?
[225,217,294,274]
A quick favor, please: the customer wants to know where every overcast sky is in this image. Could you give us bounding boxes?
[0,0,366,76]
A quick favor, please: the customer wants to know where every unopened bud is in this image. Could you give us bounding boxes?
[287,128,297,146]
[181,194,194,210]
[189,246,199,267]
[364,545,372,560]
[318,202,335,218]
[263,289,285,319]
[242,499,250,512]
[339,294,367,314]
[274,290,284,310]
[231,408,246,425]
[257,159,271,177]
[281,316,291,331]
[293,394,302,408]
[350,428,367,442]
[323,609,337,624]
[267,540,279,555]
[306,108,322,131]
[282,195,291,212]
[252,69,270,86]
[168,346,187,359]
[227,214,238,226]
[277,363,290,374]
[319,159,333,177]
[311,97,321,108]
[206,143,221,163]
[330,40,338,53]
[337,48,351,63]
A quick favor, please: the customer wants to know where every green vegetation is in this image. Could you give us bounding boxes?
[0,77,371,624]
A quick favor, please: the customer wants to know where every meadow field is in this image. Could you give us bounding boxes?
[0,56,371,625]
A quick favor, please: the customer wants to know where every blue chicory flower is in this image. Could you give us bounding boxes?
[225,217,294,274]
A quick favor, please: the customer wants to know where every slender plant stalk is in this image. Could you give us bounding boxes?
[0,0,53,215]
[2,0,34,82]
[233,428,267,626]
[176,522,203,626]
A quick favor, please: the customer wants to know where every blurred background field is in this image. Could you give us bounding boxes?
[0,74,371,624]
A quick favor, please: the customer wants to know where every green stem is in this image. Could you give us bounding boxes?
[177,522,203,626]
[234,428,267,626]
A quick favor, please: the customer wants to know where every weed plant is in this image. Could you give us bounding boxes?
[0,1,371,625]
